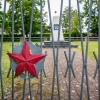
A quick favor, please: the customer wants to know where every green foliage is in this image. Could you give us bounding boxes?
[42,33,50,37]
[0,2,1,9]
[62,7,80,37]
[0,11,3,28]
[81,0,98,36]
[82,32,88,37]
[63,33,79,37]
[0,2,3,28]
[43,25,51,33]
[0,32,50,42]
[63,33,69,37]
[4,0,47,36]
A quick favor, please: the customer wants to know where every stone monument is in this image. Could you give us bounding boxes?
[43,12,78,48]
[50,16,64,42]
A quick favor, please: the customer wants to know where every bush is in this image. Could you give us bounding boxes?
[82,32,87,37]
[0,33,51,42]
[43,33,50,37]
[63,33,69,37]
[31,34,40,37]
[0,34,23,38]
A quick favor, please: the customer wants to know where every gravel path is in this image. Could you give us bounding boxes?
[43,48,98,100]
[4,48,98,100]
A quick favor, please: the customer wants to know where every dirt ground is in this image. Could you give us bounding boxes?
[4,48,98,100]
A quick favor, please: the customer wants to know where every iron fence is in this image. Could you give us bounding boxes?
[0,0,100,100]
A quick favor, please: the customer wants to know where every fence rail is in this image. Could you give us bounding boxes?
[0,37,99,42]
[64,37,99,41]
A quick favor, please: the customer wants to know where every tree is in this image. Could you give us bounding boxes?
[5,0,47,37]
[0,2,1,8]
[81,0,98,36]
[0,2,3,28]
[62,7,80,37]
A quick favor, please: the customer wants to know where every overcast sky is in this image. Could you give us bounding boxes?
[0,0,9,11]
[1,0,83,13]
[44,0,82,16]
[44,0,83,24]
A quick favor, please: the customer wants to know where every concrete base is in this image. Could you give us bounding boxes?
[43,41,78,48]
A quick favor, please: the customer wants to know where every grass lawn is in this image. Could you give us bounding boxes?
[72,41,98,59]
[1,42,12,90]
[0,41,40,96]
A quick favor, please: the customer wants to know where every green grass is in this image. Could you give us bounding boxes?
[72,41,98,59]
[1,42,12,89]
[0,41,40,95]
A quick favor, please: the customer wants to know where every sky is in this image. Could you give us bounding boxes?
[43,0,83,24]
[0,0,83,13]
[0,0,9,12]
[44,0,81,16]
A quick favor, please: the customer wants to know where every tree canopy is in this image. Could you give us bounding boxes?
[81,0,98,36]
[62,7,80,37]
[1,0,47,36]
[0,2,3,28]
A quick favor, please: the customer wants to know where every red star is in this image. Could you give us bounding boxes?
[7,41,46,78]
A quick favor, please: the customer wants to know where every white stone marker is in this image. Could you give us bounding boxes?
[50,16,64,42]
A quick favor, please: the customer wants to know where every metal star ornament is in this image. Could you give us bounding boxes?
[7,41,46,78]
